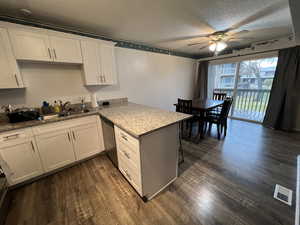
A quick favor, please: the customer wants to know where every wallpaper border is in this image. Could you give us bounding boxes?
[0,15,199,59]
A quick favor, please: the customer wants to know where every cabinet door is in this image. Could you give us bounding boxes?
[81,40,101,85]
[0,28,23,89]
[72,123,104,160]
[35,129,76,172]
[49,35,82,63]
[0,138,43,185]
[99,44,117,85]
[9,29,52,62]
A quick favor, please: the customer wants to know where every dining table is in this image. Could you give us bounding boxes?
[174,99,224,140]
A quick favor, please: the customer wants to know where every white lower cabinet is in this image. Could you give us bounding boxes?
[114,124,179,201]
[0,130,43,185]
[72,122,104,160]
[35,129,76,172]
[0,115,105,186]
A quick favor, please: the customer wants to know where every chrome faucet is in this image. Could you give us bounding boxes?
[61,101,71,112]
[1,104,13,113]
[80,97,86,112]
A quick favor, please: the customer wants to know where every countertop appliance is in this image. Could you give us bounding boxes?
[7,108,40,123]
[101,116,118,167]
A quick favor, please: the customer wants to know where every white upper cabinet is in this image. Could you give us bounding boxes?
[48,34,82,63]
[9,28,82,64]
[0,22,117,87]
[0,28,23,89]
[9,29,52,62]
[81,39,117,85]
[81,40,101,85]
[100,44,117,85]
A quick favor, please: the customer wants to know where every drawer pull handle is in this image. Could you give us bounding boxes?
[3,134,19,141]
[48,48,52,59]
[15,74,19,87]
[31,141,35,152]
[53,48,57,59]
[124,170,131,180]
[72,131,76,141]
[121,135,128,141]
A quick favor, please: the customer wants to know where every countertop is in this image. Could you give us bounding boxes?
[0,102,191,138]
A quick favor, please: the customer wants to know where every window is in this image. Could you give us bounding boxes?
[220,76,234,88]
[208,56,278,122]
[222,63,236,75]
[237,58,278,90]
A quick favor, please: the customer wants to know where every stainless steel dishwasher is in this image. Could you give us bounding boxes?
[101,116,118,167]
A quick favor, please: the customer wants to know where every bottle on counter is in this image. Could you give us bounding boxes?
[91,93,98,108]
[53,100,61,113]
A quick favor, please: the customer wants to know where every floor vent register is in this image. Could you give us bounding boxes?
[274,184,292,206]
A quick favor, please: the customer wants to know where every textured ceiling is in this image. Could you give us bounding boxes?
[0,0,293,55]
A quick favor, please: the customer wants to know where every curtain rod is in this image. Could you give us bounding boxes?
[197,47,289,62]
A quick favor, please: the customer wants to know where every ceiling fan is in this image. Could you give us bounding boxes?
[156,0,288,54]
[187,29,252,53]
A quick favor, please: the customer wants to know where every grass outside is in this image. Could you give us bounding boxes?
[234,95,269,113]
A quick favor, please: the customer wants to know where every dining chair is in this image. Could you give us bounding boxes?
[210,92,227,114]
[213,92,227,100]
[204,97,233,140]
[176,98,194,163]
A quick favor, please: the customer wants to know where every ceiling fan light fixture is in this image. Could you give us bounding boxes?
[209,41,227,52]
[209,42,217,52]
[216,41,227,52]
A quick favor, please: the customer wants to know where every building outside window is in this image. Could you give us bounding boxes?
[207,56,278,122]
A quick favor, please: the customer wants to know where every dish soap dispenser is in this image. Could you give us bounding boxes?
[53,101,60,113]
[91,93,98,108]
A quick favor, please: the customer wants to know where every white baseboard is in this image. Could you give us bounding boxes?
[295,156,300,225]
[147,176,177,200]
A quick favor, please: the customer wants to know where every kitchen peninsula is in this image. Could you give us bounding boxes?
[0,101,191,201]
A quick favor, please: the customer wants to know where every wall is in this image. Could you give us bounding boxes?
[0,47,196,112]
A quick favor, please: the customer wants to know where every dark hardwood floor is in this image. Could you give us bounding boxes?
[5,119,300,225]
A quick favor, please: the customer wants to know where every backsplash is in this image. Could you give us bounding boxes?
[0,62,126,111]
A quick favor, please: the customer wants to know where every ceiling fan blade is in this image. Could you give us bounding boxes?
[229,29,250,36]
[188,41,209,47]
[224,1,288,32]
[153,34,211,44]
[227,37,255,42]
[199,45,209,50]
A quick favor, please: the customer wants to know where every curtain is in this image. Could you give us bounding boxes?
[193,61,208,100]
[263,46,300,131]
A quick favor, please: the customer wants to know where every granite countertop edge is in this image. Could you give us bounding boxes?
[0,103,192,138]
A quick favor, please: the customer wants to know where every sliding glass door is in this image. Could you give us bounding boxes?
[208,56,278,122]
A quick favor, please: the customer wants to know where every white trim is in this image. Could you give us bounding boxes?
[229,116,263,124]
[208,51,279,65]
[296,156,300,225]
[146,176,177,200]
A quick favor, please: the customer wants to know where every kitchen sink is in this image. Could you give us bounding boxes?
[42,109,90,120]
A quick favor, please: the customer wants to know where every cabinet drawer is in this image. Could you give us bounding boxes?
[118,153,141,194]
[0,128,33,144]
[115,126,139,152]
[117,141,140,169]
